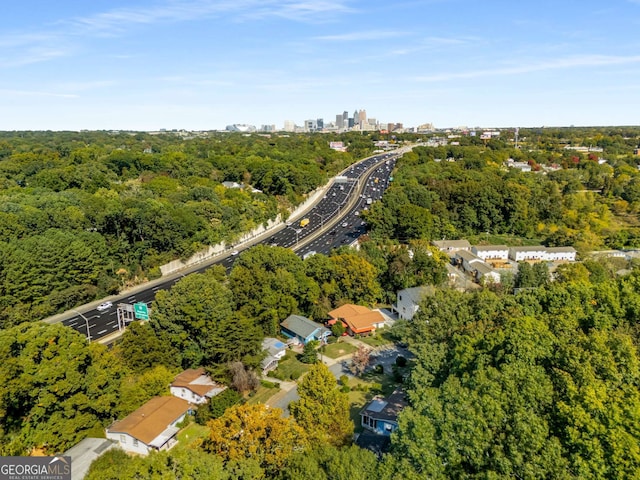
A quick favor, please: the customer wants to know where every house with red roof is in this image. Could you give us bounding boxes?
[328,304,386,336]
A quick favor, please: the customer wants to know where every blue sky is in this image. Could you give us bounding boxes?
[1,0,640,130]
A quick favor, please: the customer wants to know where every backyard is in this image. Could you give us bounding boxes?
[269,350,310,381]
[321,341,357,359]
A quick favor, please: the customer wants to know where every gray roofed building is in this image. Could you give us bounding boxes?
[394,286,435,321]
[360,389,408,437]
[473,262,501,284]
[280,314,331,345]
[432,239,471,254]
[261,337,287,374]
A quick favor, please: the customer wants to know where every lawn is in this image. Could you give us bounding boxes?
[358,329,395,348]
[247,383,281,405]
[321,341,357,359]
[270,350,310,381]
[345,373,403,433]
[176,422,209,449]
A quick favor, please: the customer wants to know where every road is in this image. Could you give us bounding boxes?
[53,149,405,342]
[267,341,411,415]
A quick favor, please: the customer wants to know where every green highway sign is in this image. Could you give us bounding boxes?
[134,302,149,320]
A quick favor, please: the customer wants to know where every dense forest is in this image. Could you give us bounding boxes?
[365,126,640,252]
[3,127,640,478]
[0,130,377,327]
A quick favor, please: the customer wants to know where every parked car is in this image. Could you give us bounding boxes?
[97,301,112,312]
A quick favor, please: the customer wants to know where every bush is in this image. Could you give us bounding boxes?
[260,380,280,389]
[374,364,384,374]
[396,355,407,367]
[339,375,349,386]
[331,322,346,337]
[327,336,338,344]
[195,388,243,425]
[340,385,351,393]
[369,382,383,394]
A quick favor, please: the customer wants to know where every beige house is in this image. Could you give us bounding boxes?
[106,396,191,455]
[170,368,226,405]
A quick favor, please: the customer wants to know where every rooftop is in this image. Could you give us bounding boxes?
[432,239,471,250]
[171,368,226,398]
[361,389,408,422]
[281,314,326,339]
[107,396,190,445]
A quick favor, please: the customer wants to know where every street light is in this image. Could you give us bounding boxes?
[70,309,91,343]
[313,211,331,229]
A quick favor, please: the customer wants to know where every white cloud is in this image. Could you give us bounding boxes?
[0,0,356,68]
[412,54,640,82]
[0,89,78,98]
[314,30,409,41]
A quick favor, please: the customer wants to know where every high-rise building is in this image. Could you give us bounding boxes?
[316,118,324,130]
[336,114,343,129]
[283,120,296,132]
[304,119,318,132]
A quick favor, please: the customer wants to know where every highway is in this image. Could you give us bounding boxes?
[55,149,403,342]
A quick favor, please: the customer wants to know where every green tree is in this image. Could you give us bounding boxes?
[300,340,320,364]
[0,323,127,454]
[115,321,180,373]
[290,363,354,446]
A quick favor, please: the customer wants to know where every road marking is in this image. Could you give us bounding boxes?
[127,296,136,300]
[152,286,161,291]
[109,311,116,315]
[98,329,107,335]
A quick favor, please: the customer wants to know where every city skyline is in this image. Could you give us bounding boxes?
[1,1,640,131]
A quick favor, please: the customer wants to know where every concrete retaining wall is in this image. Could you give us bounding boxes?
[159,183,331,276]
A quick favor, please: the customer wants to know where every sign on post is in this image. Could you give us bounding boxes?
[134,302,149,320]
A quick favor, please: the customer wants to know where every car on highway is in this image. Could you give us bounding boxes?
[342,222,348,228]
[97,301,112,311]
[231,250,239,256]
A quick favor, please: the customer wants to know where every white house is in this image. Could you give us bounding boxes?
[545,246,577,262]
[394,286,435,321]
[431,239,471,255]
[170,368,226,405]
[471,245,509,261]
[509,246,547,262]
[455,250,484,273]
[106,396,191,455]
[473,262,501,284]
[261,337,287,374]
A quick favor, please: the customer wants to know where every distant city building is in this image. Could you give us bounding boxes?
[225,124,256,132]
[283,120,296,132]
[336,114,344,129]
[304,119,317,132]
[316,118,324,130]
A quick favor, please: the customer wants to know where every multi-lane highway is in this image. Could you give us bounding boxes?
[56,149,403,342]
